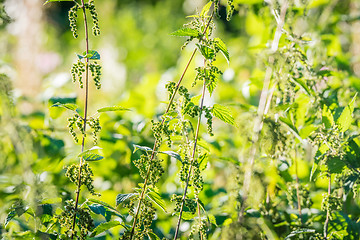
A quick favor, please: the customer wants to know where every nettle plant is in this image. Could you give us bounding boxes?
[115,1,235,240]
[44,0,128,239]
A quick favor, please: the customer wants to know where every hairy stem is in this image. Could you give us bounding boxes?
[324,174,331,239]
[239,0,288,222]
[174,61,207,240]
[71,0,90,238]
[129,48,197,240]
[129,10,214,240]
[294,150,302,222]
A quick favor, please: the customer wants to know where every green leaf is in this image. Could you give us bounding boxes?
[78,50,101,60]
[147,189,167,212]
[160,151,182,162]
[198,153,209,171]
[322,104,334,129]
[279,116,300,137]
[44,0,73,5]
[201,1,212,17]
[78,146,103,159]
[116,193,136,206]
[284,229,315,239]
[82,153,104,161]
[133,144,152,153]
[292,78,315,96]
[97,106,130,113]
[207,76,218,96]
[327,156,345,174]
[170,28,200,37]
[147,231,161,240]
[208,214,217,226]
[214,38,230,64]
[336,94,357,132]
[51,102,78,112]
[211,104,235,125]
[87,198,125,221]
[196,44,215,60]
[90,221,122,237]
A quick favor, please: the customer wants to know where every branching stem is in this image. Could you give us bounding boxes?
[173,60,208,240]
[71,0,90,238]
[129,9,214,240]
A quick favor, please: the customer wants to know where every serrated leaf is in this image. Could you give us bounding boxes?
[196,44,215,60]
[327,156,345,174]
[5,210,16,227]
[78,50,100,60]
[279,116,300,137]
[51,102,78,112]
[133,144,152,153]
[116,193,136,206]
[81,152,104,161]
[201,1,212,17]
[208,214,217,226]
[44,0,73,5]
[97,106,130,113]
[322,104,334,129]
[198,153,208,171]
[90,221,122,237]
[336,94,357,132]
[211,104,235,125]
[147,231,161,240]
[284,229,315,239]
[78,146,102,158]
[207,76,218,96]
[160,151,182,162]
[87,198,125,221]
[170,28,200,37]
[147,191,167,213]
[292,78,315,96]
[214,38,230,64]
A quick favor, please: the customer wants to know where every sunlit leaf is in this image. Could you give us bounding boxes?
[336,94,357,132]
[44,0,73,5]
[196,44,215,60]
[51,102,78,112]
[78,50,101,60]
[171,28,200,37]
[160,151,182,162]
[284,229,315,239]
[211,104,235,125]
[147,231,161,240]
[116,193,136,206]
[200,1,212,17]
[90,221,122,237]
[214,38,230,64]
[147,190,167,213]
[133,144,153,153]
[97,106,130,113]
[322,104,334,128]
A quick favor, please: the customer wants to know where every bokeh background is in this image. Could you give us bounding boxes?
[1,0,360,239]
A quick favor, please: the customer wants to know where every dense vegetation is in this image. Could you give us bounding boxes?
[1,0,360,239]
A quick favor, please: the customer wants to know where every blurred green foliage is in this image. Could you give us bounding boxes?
[1,0,360,239]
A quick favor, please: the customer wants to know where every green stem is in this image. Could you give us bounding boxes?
[71,0,90,238]
[324,174,331,239]
[129,9,215,240]
[173,61,207,240]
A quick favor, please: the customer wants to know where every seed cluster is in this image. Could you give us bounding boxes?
[88,117,101,144]
[68,5,79,38]
[85,0,100,36]
[226,0,235,21]
[89,61,102,89]
[321,192,342,220]
[65,163,99,196]
[68,114,84,143]
[171,194,197,214]
[57,199,94,239]
[286,182,312,209]
[71,60,85,88]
